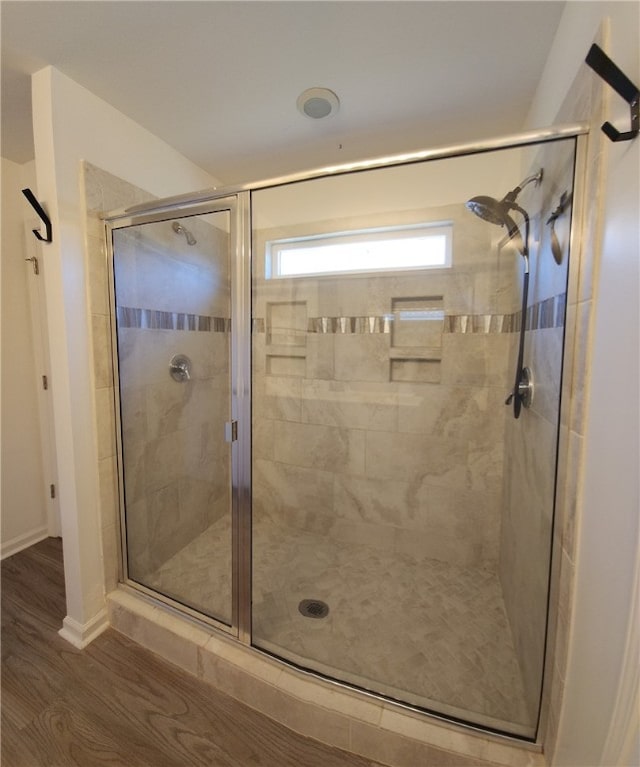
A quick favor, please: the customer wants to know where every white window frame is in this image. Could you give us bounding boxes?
[265,222,453,279]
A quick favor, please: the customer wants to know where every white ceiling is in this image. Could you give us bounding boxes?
[1,1,565,185]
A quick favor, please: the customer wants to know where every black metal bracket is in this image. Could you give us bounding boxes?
[585,44,639,143]
[21,188,53,243]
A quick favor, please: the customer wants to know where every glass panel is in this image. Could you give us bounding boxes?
[113,211,233,625]
[251,139,576,738]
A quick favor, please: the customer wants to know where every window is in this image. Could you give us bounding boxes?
[266,222,452,279]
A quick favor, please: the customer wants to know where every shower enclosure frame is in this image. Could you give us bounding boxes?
[104,122,589,743]
[106,194,253,641]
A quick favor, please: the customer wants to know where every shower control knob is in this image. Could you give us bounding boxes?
[169,354,192,382]
[505,367,534,410]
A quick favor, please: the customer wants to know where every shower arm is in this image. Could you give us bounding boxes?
[503,171,543,207]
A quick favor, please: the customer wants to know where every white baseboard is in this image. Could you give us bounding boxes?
[1,525,49,560]
[58,609,109,649]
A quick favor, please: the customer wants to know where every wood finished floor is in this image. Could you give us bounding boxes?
[1,538,384,767]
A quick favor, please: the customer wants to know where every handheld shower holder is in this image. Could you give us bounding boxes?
[505,367,534,412]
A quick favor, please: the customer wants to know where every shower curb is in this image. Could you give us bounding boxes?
[107,588,545,767]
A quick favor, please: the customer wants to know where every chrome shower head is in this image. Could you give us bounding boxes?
[465,195,511,227]
[172,221,197,246]
[465,169,543,260]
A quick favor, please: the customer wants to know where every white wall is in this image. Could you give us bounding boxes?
[528,4,639,765]
[31,66,218,647]
[0,157,49,557]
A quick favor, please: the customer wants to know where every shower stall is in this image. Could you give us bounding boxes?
[106,130,580,741]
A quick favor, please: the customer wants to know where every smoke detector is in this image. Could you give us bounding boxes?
[297,87,340,119]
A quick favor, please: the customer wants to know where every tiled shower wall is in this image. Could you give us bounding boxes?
[81,137,597,751]
[112,218,230,577]
[252,202,515,570]
[83,162,153,594]
[82,163,230,584]
[499,140,575,719]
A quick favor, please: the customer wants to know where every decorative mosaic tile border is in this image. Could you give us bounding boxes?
[117,306,230,332]
[253,292,567,336]
[308,315,395,334]
[118,293,565,336]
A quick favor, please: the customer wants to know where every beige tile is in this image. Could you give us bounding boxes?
[305,334,335,380]
[101,523,120,593]
[141,434,182,492]
[350,719,504,767]
[301,379,397,431]
[559,301,577,431]
[253,458,334,523]
[273,420,365,475]
[441,334,511,388]
[278,666,382,725]
[277,696,352,752]
[254,374,303,421]
[391,296,444,350]
[379,707,542,766]
[334,335,390,383]
[265,354,306,377]
[203,634,284,685]
[364,429,465,486]
[125,499,151,577]
[329,519,394,552]
[396,383,504,442]
[98,456,119,529]
[81,163,105,214]
[199,650,285,713]
[390,358,441,383]
[95,386,116,459]
[577,150,605,304]
[110,593,208,677]
[251,416,276,461]
[107,590,158,642]
[266,301,307,346]
[86,234,109,316]
[92,313,113,389]
[527,326,564,424]
[567,299,592,435]
[561,429,583,559]
[138,620,202,676]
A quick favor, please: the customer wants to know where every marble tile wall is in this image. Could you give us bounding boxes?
[81,126,597,749]
[537,29,607,761]
[114,218,231,579]
[498,138,577,720]
[82,163,231,585]
[82,162,155,595]
[252,201,512,571]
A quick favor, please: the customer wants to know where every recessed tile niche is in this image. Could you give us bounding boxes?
[390,296,444,383]
[266,301,308,377]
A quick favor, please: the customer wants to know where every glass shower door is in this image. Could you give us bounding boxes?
[250,139,576,738]
[111,207,234,627]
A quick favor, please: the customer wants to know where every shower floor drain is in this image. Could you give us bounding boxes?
[298,599,330,619]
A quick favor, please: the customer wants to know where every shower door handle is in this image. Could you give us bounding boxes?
[225,421,238,442]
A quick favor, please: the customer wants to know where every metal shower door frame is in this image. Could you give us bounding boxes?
[102,122,591,743]
[105,193,252,641]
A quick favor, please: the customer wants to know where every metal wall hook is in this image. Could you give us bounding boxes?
[585,44,639,143]
[21,188,53,243]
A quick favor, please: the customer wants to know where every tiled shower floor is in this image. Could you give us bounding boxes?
[146,516,533,736]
